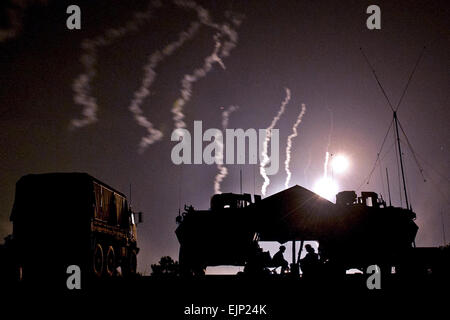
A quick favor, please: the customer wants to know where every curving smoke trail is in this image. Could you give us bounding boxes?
[69,0,243,153]
[70,1,159,129]
[214,105,239,194]
[172,35,225,130]
[322,107,334,178]
[131,21,201,152]
[284,103,306,188]
[260,88,291,196]
[174,0,243,59]
[172,0,243,130]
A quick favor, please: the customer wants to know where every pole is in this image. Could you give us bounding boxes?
[386,167,392,206]
[297,241,304,276]
[292,240,296,265]
[394,111,409,209]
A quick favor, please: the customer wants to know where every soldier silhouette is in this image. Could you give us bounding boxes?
[272,245,289,274]
[300,244,319,277]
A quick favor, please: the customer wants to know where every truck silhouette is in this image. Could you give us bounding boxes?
[9,173,139,284]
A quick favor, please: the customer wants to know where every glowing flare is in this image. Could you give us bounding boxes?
[313,177,338,202]
[331,154,350,174]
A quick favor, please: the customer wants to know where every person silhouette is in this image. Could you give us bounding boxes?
[300,244,319,277]
[272,245,289,274]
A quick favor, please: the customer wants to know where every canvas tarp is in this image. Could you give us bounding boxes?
[254,185,338,243]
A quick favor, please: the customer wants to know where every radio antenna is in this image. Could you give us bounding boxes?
[360,46,426,209]
[386,168,392,206]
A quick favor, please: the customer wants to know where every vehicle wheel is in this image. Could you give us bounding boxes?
[105,246,115,277]
[93,243,104,277]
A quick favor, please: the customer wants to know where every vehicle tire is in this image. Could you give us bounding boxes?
[105,246,115,277]
[93,243,104,278]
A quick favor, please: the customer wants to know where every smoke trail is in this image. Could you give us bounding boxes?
[260,88,291,196]
[322,107,334,178]
[69,0,243,151]
[172,34,225,130]
[284,103,306,188]
[70,1,159,129]
[172,0,243,130]
[174,0,244,55]
[214,105,239,194]
[131,21,201,152]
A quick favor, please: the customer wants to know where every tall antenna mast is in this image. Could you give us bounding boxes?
[386,167,392,206]
[360,47,425,209]
[178,165,183,212]
[393,111,409,208]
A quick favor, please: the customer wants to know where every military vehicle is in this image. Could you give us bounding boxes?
[8,172,139,284]
[176,193,258,275]
[174,185,447,277]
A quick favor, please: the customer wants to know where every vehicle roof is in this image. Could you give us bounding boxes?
[17,172,127,198]
[255,185,336,242]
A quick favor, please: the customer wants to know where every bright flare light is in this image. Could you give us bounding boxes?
[331,154,349,174]
[313,177,338,202]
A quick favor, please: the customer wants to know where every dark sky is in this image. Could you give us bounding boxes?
[1,0,449,273]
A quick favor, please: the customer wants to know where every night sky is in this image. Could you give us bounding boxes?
[1,0,449,274]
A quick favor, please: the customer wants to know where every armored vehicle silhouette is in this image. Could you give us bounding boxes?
[176,185,428,276]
